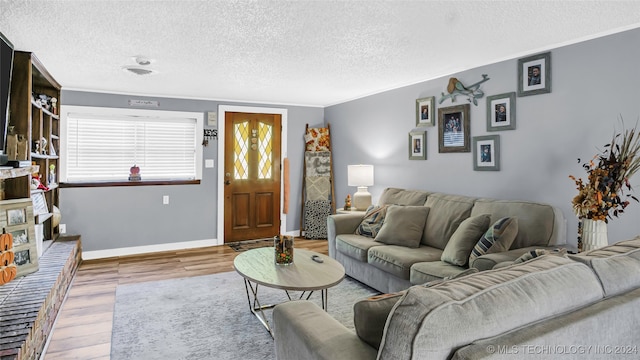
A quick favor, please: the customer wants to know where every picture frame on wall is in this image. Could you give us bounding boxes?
[518,52,551,97]
[473,135,500,171]
[415,96,435,127]
[438,104,470,153]
[486,92,516,131]
[409,130,427,160]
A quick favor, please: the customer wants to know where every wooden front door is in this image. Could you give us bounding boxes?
[224,112,281,242]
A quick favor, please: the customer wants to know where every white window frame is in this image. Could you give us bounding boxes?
[60,105,204,183]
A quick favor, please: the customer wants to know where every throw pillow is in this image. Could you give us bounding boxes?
[441,214,491,266]
[513,248,568,264]
[374,206,430,248]
[469,217,518,264]
[354,291,405,350]
[355,205,388,238]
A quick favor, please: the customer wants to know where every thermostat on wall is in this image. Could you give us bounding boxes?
[207,112,217,127]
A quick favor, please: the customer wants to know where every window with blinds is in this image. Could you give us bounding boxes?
[61,106,203,183]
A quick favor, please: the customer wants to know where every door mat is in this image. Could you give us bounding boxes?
[227,238,274,252]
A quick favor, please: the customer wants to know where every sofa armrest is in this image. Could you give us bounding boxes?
[327,214,364,258]
[470,246,564,271]
[273,300,378,360]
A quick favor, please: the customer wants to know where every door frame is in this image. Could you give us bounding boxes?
[217,105,288,245]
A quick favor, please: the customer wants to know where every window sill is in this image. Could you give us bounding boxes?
[59,179,200,188]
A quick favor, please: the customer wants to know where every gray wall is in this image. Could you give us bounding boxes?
[60,91,324,252]
[326,27,640,248]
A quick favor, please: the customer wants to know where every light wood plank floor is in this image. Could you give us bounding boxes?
[43,239,328,360]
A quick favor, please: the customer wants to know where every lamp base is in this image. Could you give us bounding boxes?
[352,187,372,211]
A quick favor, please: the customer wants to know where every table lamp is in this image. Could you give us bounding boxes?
[348,164,374,210]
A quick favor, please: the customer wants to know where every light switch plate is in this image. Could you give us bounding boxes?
[207,112,217,127]
[205,159,214,168]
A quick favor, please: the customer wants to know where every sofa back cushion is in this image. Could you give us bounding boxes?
[422,193,476,249]
[378,187,430,206]
[470,199,559,248]
[568,237,640,297]
[377,256,604,360]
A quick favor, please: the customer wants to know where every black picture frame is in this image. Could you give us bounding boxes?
[438,104,470,153]
[517,52,551,97]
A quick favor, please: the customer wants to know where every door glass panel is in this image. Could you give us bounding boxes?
[258,121,273,179]
[234,121,249,180]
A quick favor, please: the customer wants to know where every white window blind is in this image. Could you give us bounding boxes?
[62,107,203,182]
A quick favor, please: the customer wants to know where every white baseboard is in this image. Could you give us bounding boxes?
[82,238,219,260]
[81,230,303,260]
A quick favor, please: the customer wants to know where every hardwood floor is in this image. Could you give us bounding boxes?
[42,239,328,360]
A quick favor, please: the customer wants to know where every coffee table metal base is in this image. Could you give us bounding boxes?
[242,278,329,337]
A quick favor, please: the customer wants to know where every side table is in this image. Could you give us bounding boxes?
[335,208,366,215]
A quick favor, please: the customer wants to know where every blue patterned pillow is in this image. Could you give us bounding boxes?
[469,217,518,263]
[355,205,388,238]
[514,248,567,264]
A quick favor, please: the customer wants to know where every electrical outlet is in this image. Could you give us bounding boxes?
[59,224,67,234]
[163,195,169,205]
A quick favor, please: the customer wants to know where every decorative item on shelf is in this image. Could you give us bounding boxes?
[344,194,351,211]
[48,164,56,185]
[569,119,640,252]
[51,97,57,115]
[348,164,374,211]
[128,164,141,181]
[39,137,47,155]
[274,235,294,265]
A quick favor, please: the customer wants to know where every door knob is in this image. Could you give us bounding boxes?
[225,180,231,185]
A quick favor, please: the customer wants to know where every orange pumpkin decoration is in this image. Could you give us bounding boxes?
[0,233,13,251]
[1,250,14,266]
[0,264,17,285]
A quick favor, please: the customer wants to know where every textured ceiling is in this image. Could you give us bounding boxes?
[1,0,640,107]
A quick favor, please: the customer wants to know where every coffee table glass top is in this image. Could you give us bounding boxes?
[233,247,345,291]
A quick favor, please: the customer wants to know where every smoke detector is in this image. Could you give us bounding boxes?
[122,55,158,76]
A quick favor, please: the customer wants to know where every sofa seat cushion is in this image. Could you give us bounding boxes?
[569,236,640,297]
[336,234,383,262]
[374,206,430,248]
[378,256,604,360]
[368,245,443,280]
[410,261,471,284]
[422,193,476,249]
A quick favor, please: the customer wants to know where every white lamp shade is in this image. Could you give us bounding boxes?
[348,165,374,187]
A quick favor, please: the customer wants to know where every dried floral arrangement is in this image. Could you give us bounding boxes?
[569,119,640,222]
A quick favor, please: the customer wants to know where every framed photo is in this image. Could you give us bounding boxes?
[518,52,551,96]
[473,135,500,171]
[7,208,26,225]
[438,104,470,153]
[409,130,427,160]
[32,191,49,216]
[415,96,435,127]
[0,198,39,277]
[486,92,516,131]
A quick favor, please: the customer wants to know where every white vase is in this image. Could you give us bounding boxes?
[581,219,608,251]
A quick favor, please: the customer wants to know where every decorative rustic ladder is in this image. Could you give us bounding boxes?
[299,124,336,239]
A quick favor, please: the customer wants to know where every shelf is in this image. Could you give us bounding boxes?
[0,165,38,180]
[31,153,59,160]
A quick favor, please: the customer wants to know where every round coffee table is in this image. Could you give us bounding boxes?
[233,247,345,336]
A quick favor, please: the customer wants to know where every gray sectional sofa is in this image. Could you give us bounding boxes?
[327,187,567,293]
[273,237,640,360]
